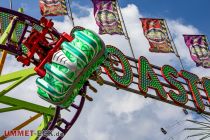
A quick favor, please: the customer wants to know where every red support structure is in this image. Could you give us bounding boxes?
[17,17,74,77]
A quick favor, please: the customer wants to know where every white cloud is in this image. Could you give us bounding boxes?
[0,2,209,140]
[54,3,207,140]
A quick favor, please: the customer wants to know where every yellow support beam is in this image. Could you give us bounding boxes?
[0,50,7,74]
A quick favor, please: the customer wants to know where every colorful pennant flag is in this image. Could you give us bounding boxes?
[140,18,174,53]
[39,0,68,16]
[183,35,210,68]
[92,0,124,35]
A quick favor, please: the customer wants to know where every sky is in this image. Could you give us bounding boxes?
[1,0,210,140]
[1,0,210,38]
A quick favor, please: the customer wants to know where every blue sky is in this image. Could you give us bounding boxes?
[1,1,210,140]
[1,0,210,37]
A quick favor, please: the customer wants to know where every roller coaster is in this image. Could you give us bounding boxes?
[1,6,210,140]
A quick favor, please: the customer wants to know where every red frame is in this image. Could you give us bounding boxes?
[16,17,74,77]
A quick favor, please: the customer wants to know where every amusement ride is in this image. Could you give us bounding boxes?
[0,0,210,140]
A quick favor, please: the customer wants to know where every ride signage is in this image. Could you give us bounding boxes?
[104,45,210,113]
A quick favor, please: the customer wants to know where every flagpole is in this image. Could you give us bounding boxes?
[116,0,138,70]
[9,0,12,9]
[164,19,185,70]
[205,35,210,49]
[67,0,75,28]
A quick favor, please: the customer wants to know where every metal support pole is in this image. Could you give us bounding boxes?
[185,132,210,139]
[0,52,7,75]
[164,19,185,70]
[205,35,210,53]
[9,0,12,9]
[0,96,55,116]
[67,0,75,28]
[116,0,138,69]
[200,134,210,140]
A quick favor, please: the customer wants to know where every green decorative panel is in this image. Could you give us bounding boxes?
[138,56,167,100]
[180,70,205,112]
[0,12,12,36]
[202,77,210,103]
[161,65,188,105]
[0,12,24,41]
[104,45,133,87]
[15,21,25,41]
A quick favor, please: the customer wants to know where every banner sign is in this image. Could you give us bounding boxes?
[183,35,210,68]
[140,18,174,53]
[104,45,210,114]
[92,0,124,35]
[39,0,68,16]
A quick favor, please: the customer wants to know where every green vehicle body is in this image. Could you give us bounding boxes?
[36,27,107,108]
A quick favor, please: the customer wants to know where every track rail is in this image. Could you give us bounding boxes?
[39,86,86,140]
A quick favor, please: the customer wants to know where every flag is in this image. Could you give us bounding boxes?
[183,35,210,68]
[92,0,124,35]
[39,0,68,16]
[140,18,174,53]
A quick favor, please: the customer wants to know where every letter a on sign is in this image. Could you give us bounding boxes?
[138,56,167,100]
